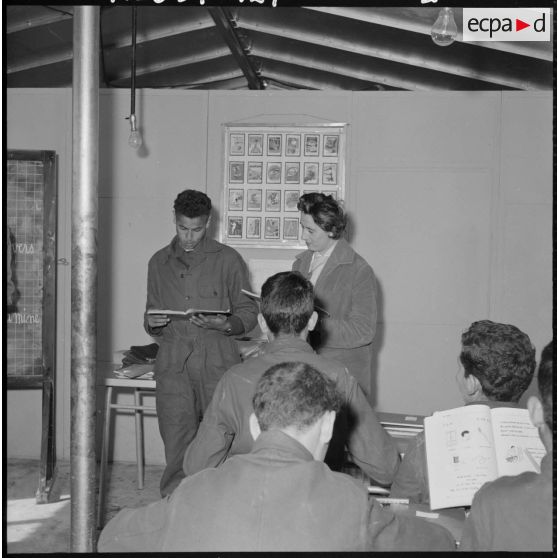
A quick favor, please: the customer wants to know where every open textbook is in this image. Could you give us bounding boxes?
[425,405,545,510]
[147,308,231,320]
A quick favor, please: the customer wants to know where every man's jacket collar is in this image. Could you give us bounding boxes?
[164,235,223,262]
[261,336,314,355]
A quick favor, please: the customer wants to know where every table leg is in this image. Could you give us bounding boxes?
[97,385,113,529]
[134,389,145,490]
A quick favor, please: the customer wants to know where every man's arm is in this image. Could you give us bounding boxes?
[183,375,236,476]
[97,498,169,552]
[367,498,455,551]
[343,374,400,485]
[143,256,167,337]
[389,432,429,503]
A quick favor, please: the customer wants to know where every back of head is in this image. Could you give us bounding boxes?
[297,193,346,239]
[459,320,536,402]
[537,339,554,430]
[260,271,314,335]
[174,189,212,218]
[252,361,341,432]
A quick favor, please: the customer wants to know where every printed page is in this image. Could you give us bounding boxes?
[490,407,546,477]
[425,405,498,509]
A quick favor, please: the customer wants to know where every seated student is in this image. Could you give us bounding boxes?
[98,362,454,551]
[460,339,554,551]
[183,271,399,486]
[390,320,536,503]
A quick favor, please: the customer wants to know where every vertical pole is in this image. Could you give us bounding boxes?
[70,6,100,552]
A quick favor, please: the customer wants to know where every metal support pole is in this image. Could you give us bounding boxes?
[70,6,100,552]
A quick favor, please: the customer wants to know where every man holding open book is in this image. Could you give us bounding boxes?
[144,190,258,497]
[390,320,537,506]
[459,339,554,551]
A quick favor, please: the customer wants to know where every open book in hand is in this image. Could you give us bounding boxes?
[424,404,546,510]
[147,308,231,320]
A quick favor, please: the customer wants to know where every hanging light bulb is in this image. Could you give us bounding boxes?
[128,114,142,149]
[431,7,458,46]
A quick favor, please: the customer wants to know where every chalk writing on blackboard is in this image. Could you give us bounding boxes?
[6,151,56,385]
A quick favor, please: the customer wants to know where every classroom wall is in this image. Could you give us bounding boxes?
[6,89,553,464]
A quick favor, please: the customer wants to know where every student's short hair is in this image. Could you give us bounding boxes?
[537,340,554,430]
[252,361,342,432]
[260,271,314,335]
[459,320,536,402]
[173,190,212,218]
[297,193,346,239]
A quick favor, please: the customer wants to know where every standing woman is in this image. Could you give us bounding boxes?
[293,193,377,397]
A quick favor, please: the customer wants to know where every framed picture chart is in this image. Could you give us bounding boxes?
[222,123,346,248]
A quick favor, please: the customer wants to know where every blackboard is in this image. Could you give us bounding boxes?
[6,150,57,389]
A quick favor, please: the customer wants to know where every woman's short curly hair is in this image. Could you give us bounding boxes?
[297,192,346,239]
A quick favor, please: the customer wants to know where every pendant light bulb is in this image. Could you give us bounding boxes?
[431,7,458,47]
[128,114,142,149]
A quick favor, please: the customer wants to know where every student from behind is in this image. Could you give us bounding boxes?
[390,320,536,503]
[459,339,554,551]
[98,362,454,551]
[183,271,399,486]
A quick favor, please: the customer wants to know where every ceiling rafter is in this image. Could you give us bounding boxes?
[105,46,232,83]
[237,20,543,90]
[111,67,246,89]
[6,9,73,34]
[256,51,448,92]
[102,19,216,51]
[7,50,73,74]
[304,6,553,62]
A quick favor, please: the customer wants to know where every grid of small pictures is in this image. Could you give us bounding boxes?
[223,124,346,248]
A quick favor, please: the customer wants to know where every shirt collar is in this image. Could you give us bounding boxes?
[166,235,221,261]
[314,239,337,259]
[261,336,314,355]
[465,400,521,409]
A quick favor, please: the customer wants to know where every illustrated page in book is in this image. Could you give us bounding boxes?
[425,405,498,510]
[489,407,545,477]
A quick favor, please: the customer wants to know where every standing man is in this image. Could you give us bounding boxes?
[145,189,258,497]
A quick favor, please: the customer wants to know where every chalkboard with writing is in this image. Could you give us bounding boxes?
[6,150,57,388]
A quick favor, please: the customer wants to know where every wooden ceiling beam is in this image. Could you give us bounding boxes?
[103,19,216,51]
[255,50,440,91]
[6,9,73,34]
[107,47,232,83]
[7,51,72,74]
[110,67,245,89]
